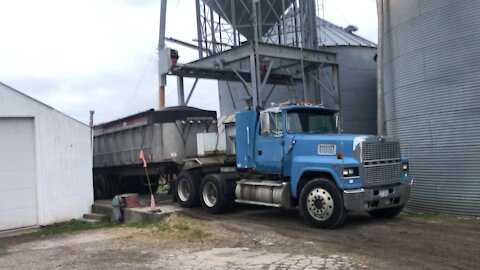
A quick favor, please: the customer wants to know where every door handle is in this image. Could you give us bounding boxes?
[258,150,263,156]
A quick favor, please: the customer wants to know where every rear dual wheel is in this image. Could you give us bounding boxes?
[175,171,201,208]
[174,172,234,214]
[200,174,234,214]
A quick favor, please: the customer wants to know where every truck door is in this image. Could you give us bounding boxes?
[254,111,284,173]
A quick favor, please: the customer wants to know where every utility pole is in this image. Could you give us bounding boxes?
[158,0,167,109]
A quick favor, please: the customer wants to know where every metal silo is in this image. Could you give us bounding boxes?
[383,1,480,215]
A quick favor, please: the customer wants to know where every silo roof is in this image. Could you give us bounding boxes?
[317,18,377,47]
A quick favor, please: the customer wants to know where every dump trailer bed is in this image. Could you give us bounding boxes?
[92,106,217,199]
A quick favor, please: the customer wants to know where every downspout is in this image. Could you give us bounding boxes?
[376,0,384,136]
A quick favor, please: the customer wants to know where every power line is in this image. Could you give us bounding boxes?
[122,53,155,116]
[324,0,351,26]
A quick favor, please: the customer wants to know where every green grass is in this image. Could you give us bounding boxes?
[131,215,209,240]
[156,184,170,193]
[172,221,190,231]
[32,220,119,238]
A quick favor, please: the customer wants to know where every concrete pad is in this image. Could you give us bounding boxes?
[123,204,182,224]
[92,194,181,224]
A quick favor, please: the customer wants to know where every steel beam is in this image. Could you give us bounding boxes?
[185,78,199,105]
[170,65,300,85]
[255,43,336,64]
[188,42,336,69]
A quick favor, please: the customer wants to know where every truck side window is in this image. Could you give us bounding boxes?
[270,113,283,136]
[260,112,283,136]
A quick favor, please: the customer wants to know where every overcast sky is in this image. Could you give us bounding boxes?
[0,0,377,124]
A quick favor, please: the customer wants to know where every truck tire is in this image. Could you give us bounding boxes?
[174,171,200,208]
[200,174,232,214]
[299,178,347,229]
[136,177,159,195]
[93,175,107,200]
[368,205,404,218]
[93,175,115,199]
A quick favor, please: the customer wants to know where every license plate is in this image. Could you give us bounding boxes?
[379,189,389,197]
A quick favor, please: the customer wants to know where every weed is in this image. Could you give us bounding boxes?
[191,229,206,239]
[172,221,190,231]
[138,214,210,241]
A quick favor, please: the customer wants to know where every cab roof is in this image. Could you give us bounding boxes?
[264,104,338,113]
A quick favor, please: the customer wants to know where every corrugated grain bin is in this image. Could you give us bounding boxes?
[382,1,480,215]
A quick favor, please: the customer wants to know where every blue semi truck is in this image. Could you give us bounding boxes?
[173,104,412,228]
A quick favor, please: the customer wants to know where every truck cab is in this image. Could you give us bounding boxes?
[233,105,412,228]
[174,104,412,228]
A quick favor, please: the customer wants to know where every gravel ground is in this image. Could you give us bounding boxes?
[0,204,479,270]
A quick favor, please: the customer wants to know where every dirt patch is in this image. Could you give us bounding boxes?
[0,205,479,270]
[182,206,480,270]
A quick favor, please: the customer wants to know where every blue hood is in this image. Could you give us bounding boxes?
[290,133,374,161]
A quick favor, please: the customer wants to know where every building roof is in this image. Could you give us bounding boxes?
[0,81,88,126]
[317,18,377,47]
[264,14,377,48]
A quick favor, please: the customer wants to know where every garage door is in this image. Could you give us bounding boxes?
[0,118,38,231]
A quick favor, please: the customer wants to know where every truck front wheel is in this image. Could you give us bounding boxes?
[174,171,200,208]
[299,178,346,229]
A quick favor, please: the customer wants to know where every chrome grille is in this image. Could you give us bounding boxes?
[362,141,400,161]
[362,140,402,187]
[363,163,402,187]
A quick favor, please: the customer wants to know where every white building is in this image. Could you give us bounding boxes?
[0,82,93,231]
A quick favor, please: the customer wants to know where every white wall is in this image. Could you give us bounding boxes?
[0,82,93,226]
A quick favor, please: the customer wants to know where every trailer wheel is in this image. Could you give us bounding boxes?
[136,176,159,195]
[174,171,200,208]
[93,175,115,199]
[368,205,404,219]
[93,175,107,200]
[299,178,346,229]
[200,174,231,214]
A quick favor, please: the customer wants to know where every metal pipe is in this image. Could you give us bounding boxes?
[252,0,261,109]
[159,86,165,109]
[377,0,384,135]
[165,37,212,54]
[177,76,185,106]
[332,64,343,132]
[158,0,167,109]
[195,0,204,58]
[231,0,237,46]
[210,5,217,53]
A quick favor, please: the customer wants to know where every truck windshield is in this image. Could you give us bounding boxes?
[286,110,337,134]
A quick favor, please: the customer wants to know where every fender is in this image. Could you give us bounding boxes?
[290,166,342,198]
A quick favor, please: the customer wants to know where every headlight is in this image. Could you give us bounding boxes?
[343,167,359,177]
[402,162,409,171]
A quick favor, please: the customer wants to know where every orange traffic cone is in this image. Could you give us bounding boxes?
[150,194,156,211]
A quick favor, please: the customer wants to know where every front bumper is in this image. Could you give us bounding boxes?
[343,181,412,212]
